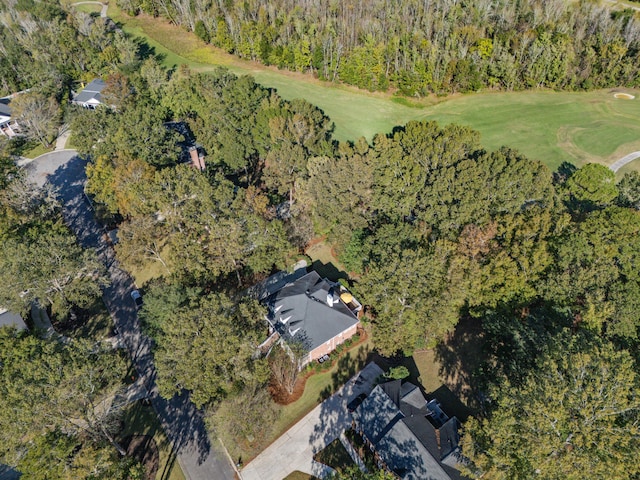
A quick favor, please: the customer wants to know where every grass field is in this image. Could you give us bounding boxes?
[98,4,640,172]
[73,3,103,14]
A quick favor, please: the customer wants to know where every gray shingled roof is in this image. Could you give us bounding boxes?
[266,271,359,352]
[72,78,106,104]
[0,98,11,118]
[352,382,463,480]
[0,310,27,331]
[377,419,451,480]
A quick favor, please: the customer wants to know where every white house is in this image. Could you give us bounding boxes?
[72,79,107,108]
[0,97,20,138]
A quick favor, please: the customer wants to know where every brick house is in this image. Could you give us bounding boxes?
[250,268,362,365]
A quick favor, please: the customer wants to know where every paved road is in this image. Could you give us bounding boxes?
[241,363,383,480]
[25,151,236,480]
[610,151,640,173]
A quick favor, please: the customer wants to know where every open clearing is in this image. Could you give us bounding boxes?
[102,4,640,171]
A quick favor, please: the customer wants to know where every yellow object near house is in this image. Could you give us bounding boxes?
[340,292,353,304]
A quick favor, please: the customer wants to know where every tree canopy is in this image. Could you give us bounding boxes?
[462,335,640,479]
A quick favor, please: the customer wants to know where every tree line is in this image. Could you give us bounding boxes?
[117,0,640,94]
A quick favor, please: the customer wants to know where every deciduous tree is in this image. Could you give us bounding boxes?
[462,337,640,479]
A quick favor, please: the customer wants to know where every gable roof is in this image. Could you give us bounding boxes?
[352,381,463,480]
[0,98,11,120]
[265,271,359,352]
[0,309,27,331]
[72,78,106,105]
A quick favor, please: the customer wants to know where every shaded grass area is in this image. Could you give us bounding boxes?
[306,240,348,282]
[55,297,113,341]
[73,3,102,14]
[128,257,169,288]
[344,429,378,473]
[8,137,53,159]
[120,401,186,480]
[313,438,354,473]
[283,472,320,480]
[105,4,640,169]
[370,320,479,421]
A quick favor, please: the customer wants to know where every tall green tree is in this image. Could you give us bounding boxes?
[0,330,127,465]
[144,291,266,407]
[462,337,640,479]
[0,221,108,319]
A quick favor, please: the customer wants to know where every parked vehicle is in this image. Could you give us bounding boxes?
[130,290,143,309]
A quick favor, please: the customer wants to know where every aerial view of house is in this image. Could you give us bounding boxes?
[0,98,19,138]
[2,0,640,479]
[352,380,462,480]
[71,79,107,109]
[252,268,362,365]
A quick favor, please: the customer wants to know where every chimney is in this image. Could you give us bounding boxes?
[189,146,205,171]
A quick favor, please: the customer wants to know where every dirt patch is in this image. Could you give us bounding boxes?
[614,93,635,100]
[123,435,160,480]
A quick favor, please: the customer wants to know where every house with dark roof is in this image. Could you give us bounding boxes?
[72,79,107,108]
[253,268,362,364]
[0,309,27,331]
[351,380,464,480]
[0,98,20,138]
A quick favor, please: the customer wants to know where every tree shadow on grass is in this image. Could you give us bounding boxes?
[434,316,486,413]
[318,341,372,402]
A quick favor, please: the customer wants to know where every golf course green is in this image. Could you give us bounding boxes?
[99,3,640,172]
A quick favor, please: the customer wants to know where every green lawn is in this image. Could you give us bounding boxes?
[283,472,320,480]
[421,90,640,171]
[104,5,640,171]
[73,3,102,14]
[120,402,186,480]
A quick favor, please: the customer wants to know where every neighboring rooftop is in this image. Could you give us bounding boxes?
[352,380,463,480]
[0,98,11,119]
[72,78,106,106]
[0,309,27,331]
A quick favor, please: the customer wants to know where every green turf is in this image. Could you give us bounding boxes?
[73,3,102,14]
[421,90,640,171]
[106,5,640,171]
[313,438,354,472]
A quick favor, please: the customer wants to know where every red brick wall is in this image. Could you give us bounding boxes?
[307,322,359,362]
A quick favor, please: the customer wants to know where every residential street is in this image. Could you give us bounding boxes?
[25,152,236,480]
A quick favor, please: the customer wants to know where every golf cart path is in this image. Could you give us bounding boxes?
[71,1,108,17]
[610,151,640,173]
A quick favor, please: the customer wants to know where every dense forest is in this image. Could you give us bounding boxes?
[0,0,140,97]
[117,0,640,94]
[1,0,640,478]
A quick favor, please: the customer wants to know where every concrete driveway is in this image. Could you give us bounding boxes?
[241,363,383,480]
